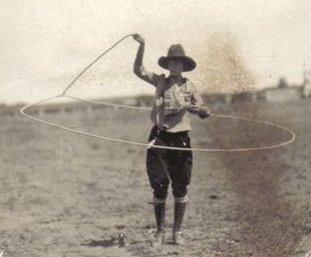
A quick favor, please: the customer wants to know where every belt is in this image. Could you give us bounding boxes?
[154,126,189,140]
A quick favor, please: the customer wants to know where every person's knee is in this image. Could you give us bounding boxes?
[153,182,169,200]
[172,183,188,199]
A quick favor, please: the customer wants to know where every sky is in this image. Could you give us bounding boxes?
[1,0,311,104]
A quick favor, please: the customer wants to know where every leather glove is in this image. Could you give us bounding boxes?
[186,105,210,119]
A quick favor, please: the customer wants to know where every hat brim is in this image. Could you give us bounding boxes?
[158,56,196,72]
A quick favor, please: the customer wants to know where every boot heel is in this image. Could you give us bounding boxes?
[152,230,166,247]
[173,231,186,245]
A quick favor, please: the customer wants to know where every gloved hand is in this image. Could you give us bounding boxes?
[185,105,210,119]
[133,33,145,44]
[198,108,210,119]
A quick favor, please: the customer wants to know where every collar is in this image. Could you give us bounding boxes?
[168,75,187,85]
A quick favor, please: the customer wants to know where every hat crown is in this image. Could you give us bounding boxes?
[158,44,196,72]
[167,44,186,58]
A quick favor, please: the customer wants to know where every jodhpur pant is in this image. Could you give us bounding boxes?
[146,126,193,200]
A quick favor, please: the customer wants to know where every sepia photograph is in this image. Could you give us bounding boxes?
[1,1,311,256]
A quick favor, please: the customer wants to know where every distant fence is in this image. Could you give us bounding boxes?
[204,92,258,105]
[1,86,309,117]
[0,97,147,118]
[204,86,306,105]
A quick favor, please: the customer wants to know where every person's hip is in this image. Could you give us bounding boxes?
[148,125,191,148]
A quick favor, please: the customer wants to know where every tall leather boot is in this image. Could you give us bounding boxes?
[152,198,166,247]
[173,197,187,245]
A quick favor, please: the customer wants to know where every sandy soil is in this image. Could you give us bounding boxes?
[0,99,310,257]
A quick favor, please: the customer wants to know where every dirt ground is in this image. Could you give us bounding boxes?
[0,99,311,257]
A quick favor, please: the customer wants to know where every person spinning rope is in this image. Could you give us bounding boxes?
[133,34,210,246]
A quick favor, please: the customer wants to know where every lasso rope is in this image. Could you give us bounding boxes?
[61,34,135,95]
[20,33,296,152]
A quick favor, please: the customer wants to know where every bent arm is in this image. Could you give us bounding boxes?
[133,43,159,86]
[188,83,211,119]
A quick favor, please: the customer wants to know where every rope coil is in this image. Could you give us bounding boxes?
[20,34,296,152]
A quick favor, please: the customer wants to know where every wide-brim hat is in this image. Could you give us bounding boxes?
[158,44,196,72]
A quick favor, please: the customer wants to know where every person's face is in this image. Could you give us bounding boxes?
[167,59,184,76]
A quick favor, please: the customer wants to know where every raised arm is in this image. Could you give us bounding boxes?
[133,34,159,86]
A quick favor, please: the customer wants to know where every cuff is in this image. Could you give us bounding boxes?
[174,195,189,203]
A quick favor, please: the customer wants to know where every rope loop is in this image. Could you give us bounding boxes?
[19,33,296,152]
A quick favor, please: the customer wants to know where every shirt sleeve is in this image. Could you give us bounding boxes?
[189,82,205,106]
[133,43,160,86]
